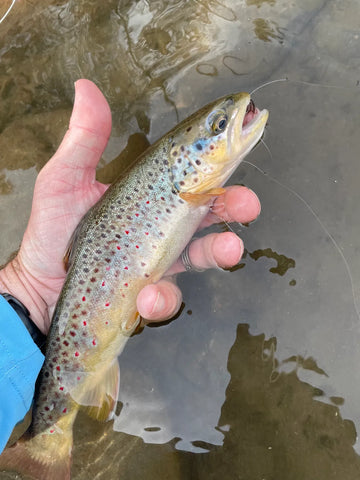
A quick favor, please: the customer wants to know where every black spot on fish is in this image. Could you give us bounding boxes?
[195,159,201,165]
[180,145,185,152]
[186,126,192,132]
[148,185,154,190]
[196,143,203,151]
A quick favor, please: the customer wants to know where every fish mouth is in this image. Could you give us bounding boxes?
[243,99,257,128]
[240,98,268,139]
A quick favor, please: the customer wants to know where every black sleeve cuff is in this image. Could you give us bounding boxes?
[1,293,46,351]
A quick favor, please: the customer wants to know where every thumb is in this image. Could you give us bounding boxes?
[43,79,112,176]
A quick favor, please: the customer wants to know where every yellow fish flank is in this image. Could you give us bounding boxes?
[0,93,268,479]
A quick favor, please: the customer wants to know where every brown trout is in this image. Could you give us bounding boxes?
[0,93,268,479]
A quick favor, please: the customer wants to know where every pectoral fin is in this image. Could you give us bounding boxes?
[180,188,226,206]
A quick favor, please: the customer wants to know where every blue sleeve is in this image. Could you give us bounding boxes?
[0,296,44,453]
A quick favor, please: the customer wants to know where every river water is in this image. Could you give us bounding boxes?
[1,0,360,478]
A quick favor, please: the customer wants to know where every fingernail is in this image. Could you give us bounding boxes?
[150,291,165,316]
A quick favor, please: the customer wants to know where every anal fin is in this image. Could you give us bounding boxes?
[80,361,120,422]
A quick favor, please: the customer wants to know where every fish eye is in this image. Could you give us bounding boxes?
[211,112,228,135]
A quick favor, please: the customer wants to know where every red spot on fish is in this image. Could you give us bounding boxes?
[125,230,129,234]
[117,246,121,250]
[50,429,55,434]
[136,245,139,249]
[105,321,109,325]
[70,331,76,337]
[56,366,60,371]
[124,266,128,270]
[145,232,149,235]
[63,340,69,346]
[44,406,49,411]
[141,262,146,266]
[102,281,106,286]
[106,266,110,271]
[94,268,99,273]
[135,213,139,217]
[82,296,86,301]
[77,376,81,381]
[62,408,67,414]
[75,352,79,357]
[92,339,97,346]
[124,283,128,287]
[146,201,150,204]
[83,320,87,326]
[161,197,165,201]
[59,387,64,391]
[105,302,110,307]
[155,217,159,220]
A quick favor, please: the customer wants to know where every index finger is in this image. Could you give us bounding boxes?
[199,185,261,229]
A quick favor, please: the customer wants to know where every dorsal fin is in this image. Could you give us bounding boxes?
[63,220,85,272]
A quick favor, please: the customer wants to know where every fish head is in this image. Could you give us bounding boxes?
[169,92,269,194]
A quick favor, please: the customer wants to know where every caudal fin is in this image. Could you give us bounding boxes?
[0,437,71,480]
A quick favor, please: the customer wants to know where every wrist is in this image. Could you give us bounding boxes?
[0,256,50,334]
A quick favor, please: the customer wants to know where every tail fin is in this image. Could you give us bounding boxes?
[0,436,71,480]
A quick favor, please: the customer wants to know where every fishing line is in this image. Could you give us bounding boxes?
[0,0,16,25]
[250,78,288,95]
[243,139,360,322]
[250,77,351,96]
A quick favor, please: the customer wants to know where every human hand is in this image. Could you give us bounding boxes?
[0,80,261,334]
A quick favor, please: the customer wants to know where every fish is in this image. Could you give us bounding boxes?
[0,92,268,479]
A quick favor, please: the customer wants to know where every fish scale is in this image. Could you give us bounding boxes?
[0,91,268,480]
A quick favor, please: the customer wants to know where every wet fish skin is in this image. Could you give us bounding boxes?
[0,92,268,480]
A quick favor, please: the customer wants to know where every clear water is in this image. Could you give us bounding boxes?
[1,0,360,478]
